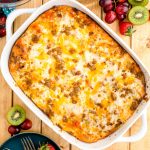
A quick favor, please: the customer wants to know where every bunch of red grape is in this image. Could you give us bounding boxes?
[0,5,14,37]
[8,119,32,136]
[99,0,131,24]
[0,9,6,37]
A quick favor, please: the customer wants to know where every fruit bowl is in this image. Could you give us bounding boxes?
[0,0,30,7]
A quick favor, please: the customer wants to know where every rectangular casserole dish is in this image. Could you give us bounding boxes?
[1,0,150,149]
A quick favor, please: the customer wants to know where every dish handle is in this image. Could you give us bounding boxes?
[6,8,148,143]
[6,8,36,41]
[118,110,147,142]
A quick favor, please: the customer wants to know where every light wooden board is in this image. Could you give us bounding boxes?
[0,36,12,143]
[130,18,150,150]
[0,0,150,150]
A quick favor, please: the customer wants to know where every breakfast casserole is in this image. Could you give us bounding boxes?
[9,6,146,143]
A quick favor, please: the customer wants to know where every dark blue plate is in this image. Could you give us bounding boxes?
[0,132,60,150]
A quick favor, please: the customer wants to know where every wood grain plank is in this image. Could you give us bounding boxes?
[13,0,42,133]
[0,37,12,144]
[40,0,70,149]
[131,22,150,71]
[130,18,150,150]
[130,110,150,150]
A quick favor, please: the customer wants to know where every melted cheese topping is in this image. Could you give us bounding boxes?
[9,6,146,143]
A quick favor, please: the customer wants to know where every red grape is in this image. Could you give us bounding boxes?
[99,0,113,8]
[8,125,20,136]
[116,4,128,15]
[1,0,13,3]
[122,2,131,8]
[20,119,32,130]
[0,27,6,37]
[105,11,117,24]
[117,14,126,21]
[0,14,6,26]
[103,4,114,13]
[99,0,105,7]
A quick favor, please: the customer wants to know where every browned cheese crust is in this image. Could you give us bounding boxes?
[9,6,146,143]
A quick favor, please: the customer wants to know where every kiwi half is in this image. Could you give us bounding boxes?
[7,105,26,126]
[128,6,149,25]
[128,0,149,6]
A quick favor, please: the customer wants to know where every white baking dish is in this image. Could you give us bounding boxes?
[1,0,150,149]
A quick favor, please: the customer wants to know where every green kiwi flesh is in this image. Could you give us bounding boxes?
[128,0,149,6]
[7,105,26,126]
[128,6,149,25]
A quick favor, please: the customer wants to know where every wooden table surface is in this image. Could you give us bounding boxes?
[0,0,150,150]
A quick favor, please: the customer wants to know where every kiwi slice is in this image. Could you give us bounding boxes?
[128,0,149,6]
[7,105,26,126]
[128,6,149,25]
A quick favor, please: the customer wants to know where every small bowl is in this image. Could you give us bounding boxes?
[0,0,30,7]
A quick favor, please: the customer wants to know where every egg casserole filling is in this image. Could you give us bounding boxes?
[9,6,146,143]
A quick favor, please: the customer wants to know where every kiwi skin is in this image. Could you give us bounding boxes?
[128,0,149,6]
[7,105,26,126]
[128,6,149,25]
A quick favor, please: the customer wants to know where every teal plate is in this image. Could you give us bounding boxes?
[0,132,60,150]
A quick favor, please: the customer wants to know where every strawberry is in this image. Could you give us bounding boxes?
[119,21,135,36]
[39,143,55,150]
[118,0,126,2]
